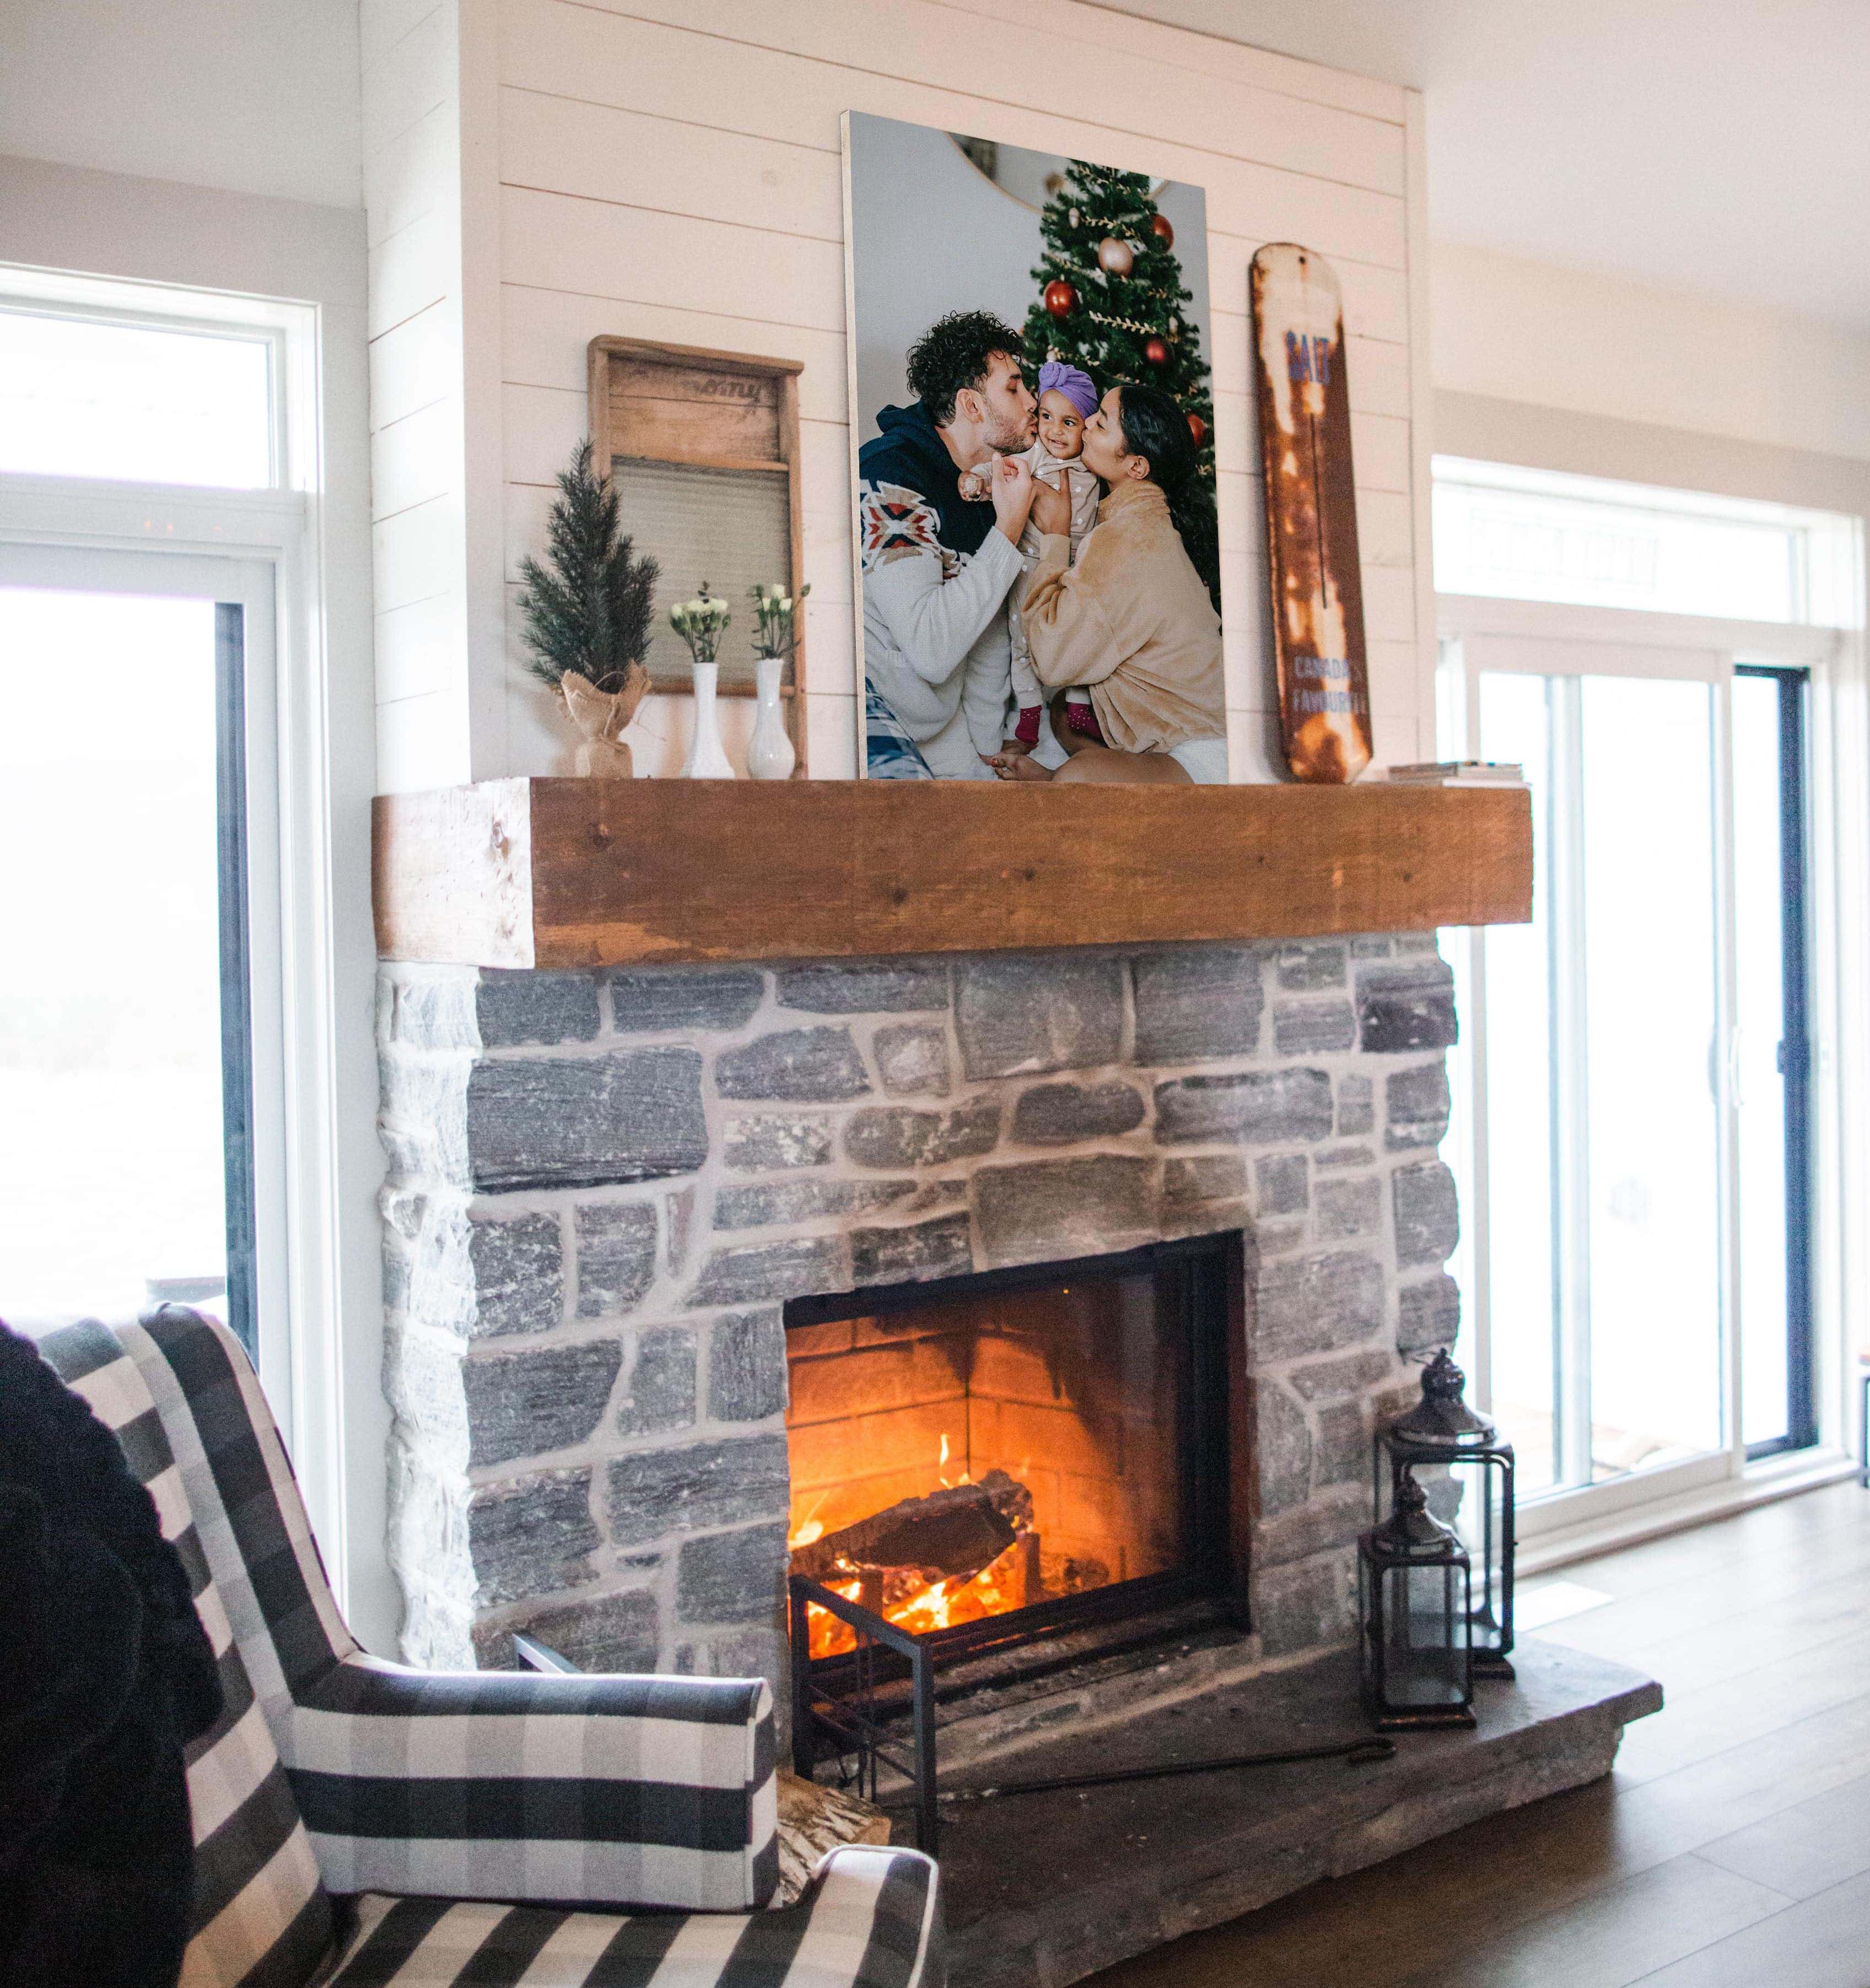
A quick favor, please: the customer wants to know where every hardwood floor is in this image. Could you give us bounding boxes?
[1088,1481,1870,1988]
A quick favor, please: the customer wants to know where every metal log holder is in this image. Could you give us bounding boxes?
[789,1573,940,1854]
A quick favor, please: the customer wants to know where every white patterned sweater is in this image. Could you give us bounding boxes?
[858,476,1023,781]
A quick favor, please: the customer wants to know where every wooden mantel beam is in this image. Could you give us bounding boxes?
[372,777,1532,969]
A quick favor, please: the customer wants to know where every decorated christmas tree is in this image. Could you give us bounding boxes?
[1021,159,1215,482]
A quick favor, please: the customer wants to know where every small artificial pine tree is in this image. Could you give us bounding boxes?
[1022,159,1215,483]
[516,440,658,695]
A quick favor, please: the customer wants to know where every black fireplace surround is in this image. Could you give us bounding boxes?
[783,1232,1243,1686]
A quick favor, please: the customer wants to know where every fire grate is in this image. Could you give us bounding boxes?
[789,1573,940,1854]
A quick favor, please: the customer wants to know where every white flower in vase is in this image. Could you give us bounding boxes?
[669,582,736,779]
[746,579,809,781]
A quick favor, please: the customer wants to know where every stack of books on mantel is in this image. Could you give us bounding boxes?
[1386,760,1526,787]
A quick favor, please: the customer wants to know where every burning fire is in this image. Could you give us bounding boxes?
[796,1431,1026,1659]
[801,1538,1029,1659]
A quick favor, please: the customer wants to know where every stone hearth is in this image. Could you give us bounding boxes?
[937,1638,1663,1987]
[376,938,1463,1714]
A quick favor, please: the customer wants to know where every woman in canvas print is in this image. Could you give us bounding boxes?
[986,381,1227,785]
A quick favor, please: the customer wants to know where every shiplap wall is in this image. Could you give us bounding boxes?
[363,0,492,791]
[366,0,1435,787]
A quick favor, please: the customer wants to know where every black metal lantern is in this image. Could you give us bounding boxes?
[1376,1348,1516,1678]
[1357,1464,1476,1731]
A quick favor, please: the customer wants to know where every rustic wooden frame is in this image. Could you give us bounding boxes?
[586,334,809,771]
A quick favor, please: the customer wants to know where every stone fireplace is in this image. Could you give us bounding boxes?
[376,936,1462,1719]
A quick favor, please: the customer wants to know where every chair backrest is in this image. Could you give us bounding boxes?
[44,1307,785,1923]
[34,1317,335,1988]
[121,1308,363,1719]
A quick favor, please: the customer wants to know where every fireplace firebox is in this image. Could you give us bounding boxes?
[783,1234,1244,1677]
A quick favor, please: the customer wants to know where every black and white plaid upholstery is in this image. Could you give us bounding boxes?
[36,1319,335,1988]
[33,1311,945,1988]
[325,1847,940,1985]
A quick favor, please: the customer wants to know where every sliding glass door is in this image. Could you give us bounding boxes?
[1447,628,1819,1520]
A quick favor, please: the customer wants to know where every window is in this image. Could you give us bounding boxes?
[1438,462,1861,1532]
[0,208,378,1638]
[0,269,322,1441]
[1435,457,1858,628]
[0,565,273,1355]
[0,306,276,488]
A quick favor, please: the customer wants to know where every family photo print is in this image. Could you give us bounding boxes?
[842,111,1230,786]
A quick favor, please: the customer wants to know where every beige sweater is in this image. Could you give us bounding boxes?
[1020,478,1226,755]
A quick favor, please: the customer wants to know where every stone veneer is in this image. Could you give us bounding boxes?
[376,938,1462,1707]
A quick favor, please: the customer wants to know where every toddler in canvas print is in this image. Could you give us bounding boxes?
[960,360,1103,753]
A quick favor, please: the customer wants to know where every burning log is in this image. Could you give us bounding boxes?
[791,1470,1033,1585]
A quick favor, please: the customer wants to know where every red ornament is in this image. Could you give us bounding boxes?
[1187,412,1208,447]
[1144,336,1170,366]
[1043,278,1078,320]
[1150,214,1175,248]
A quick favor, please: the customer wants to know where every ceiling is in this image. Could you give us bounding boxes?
[1101,0,1870,331]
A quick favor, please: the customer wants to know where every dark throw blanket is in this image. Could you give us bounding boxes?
[0,1321,223,1988]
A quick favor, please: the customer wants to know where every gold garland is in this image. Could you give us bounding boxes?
[1048,263,1185,308]
[1087,309,1181,341]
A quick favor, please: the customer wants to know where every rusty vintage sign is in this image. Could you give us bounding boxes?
[1250,243,1373,784]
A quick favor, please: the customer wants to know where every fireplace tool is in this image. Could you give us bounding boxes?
[933,1732,1395,1808]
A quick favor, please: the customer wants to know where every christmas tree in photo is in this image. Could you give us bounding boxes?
[1021,158,1215,481]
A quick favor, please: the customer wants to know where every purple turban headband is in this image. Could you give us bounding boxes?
[1037,359,1098,420]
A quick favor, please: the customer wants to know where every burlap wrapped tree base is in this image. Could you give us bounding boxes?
[562,661,649,779]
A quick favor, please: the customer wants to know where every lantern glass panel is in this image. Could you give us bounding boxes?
[1381,1559,1473,1710]
[1378,1440,1516,1665]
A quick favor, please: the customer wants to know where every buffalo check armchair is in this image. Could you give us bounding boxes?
[34,1311,943,1988]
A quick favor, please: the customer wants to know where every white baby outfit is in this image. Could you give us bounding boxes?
[1006,441,1102,737]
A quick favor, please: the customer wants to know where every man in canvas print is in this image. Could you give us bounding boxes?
[858,311,1038,780]
[847,112,1229,785]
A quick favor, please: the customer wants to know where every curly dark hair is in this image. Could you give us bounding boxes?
[906,310,1025,427]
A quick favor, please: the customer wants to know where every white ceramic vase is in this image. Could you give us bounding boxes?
[679,660,736,779]
[746,655,796,781]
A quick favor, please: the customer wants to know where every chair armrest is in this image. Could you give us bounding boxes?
[283,1652,778,1912]
[795,1846,945,1988]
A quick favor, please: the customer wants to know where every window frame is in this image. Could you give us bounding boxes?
[1732,662,1818,1461]
[0,278,352,1602]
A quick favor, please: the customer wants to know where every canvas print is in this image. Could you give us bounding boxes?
[843,111,1228,785]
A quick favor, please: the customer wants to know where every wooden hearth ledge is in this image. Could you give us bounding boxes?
[373,777,1533,967]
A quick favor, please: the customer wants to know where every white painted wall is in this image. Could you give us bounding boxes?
[365,0,1442,785]
[0,0,364,212]
[1432,241,1870,467]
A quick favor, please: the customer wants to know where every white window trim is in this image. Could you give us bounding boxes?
[1437,588,1870,1551]
[0,456,352,1606]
